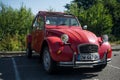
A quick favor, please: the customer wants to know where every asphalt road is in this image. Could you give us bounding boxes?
[0,51,120,80]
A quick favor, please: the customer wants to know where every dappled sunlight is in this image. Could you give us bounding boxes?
[0,73,3,80]
[0,53,120,80]
[0,73,2,75]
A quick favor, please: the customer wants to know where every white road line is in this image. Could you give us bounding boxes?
[0,73,2,76]
[108,64,120,70]
[12,58,21,80]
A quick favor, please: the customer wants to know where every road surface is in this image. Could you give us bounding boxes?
[0,51,120,80]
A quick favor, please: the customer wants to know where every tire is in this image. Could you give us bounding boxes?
[26,43,32,58]
[94,64,107,71]
[43,47,57,73]
[95,53,107,71]
[94,58,107,71]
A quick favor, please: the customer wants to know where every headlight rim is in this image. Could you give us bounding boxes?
[61,34,69,44]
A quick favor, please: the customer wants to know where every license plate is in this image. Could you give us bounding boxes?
[77,53,99,61]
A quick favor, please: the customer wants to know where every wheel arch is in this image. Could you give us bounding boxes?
[40,37,62,61]
[40,40,49,60]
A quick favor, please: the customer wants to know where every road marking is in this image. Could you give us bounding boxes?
[84,79,99,80]
[12,58,21,80]
[94,79,99,80]
[108,64,120,70]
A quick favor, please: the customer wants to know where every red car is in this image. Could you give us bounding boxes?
[26,11,112,73]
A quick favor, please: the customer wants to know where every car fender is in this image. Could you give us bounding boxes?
[98,42,112,59]
[46,36,73,61]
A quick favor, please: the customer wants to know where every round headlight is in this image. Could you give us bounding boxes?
[61,34,69,44]
[102,34,108,42]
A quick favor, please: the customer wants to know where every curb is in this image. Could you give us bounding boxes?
[0,44,120,55]
[0,51,26,54]
[0,48,120,55]
[0,51,26,56]
[112,49,120,51]
[111,45,120,51]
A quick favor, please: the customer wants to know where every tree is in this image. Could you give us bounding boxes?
[65,2,79,17]
[65,0,97,10]
[0,3,34,51]
[103,0,120,38]
[72,0,97,9]
[65,1,113,36]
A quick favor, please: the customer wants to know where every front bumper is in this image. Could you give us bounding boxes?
[59,52,111,68]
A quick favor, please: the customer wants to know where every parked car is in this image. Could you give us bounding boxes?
[26,11,112,73]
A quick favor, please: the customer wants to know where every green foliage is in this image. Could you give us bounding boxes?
[84,3,113,36]
[105,0,120,37]
[65,2,80,19]
[65,0,120,40]
[72,0,97,9]
[0,3,34,51]
[66,1,113,36]
[0,34,20,51]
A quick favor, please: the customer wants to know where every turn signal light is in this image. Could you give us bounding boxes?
[57,50,62,54]
[107,48,111,53]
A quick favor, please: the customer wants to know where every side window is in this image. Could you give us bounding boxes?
[33,16,44,30]
[33,19,38,30]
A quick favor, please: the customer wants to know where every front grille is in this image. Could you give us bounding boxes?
[78,44,98,53]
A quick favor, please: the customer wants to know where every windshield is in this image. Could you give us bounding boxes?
[46,16,80,26]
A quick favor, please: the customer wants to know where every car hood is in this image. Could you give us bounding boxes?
[47,27,99,45]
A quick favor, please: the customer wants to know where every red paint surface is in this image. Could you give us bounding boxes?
[26,11,112,62]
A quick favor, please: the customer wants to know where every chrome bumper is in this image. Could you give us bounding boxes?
[59,52,111,68]
[59,59,111,68]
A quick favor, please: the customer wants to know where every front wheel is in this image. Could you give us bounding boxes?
[95,64,107,70]
[95,53,107,71]
[43,47,57,73]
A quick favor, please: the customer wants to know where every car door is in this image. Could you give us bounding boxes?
[31,15,44,52]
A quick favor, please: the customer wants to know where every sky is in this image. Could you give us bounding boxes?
[0,0,72,14]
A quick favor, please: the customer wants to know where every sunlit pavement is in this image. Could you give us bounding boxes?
[0,51,120,80]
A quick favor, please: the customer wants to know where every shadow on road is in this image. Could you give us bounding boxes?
[47,68,99,80]
[0,55,100,80]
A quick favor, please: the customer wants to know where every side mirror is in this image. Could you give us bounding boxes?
[83,25,87,30]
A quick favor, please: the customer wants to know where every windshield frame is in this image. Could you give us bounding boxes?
[45,16,80,27]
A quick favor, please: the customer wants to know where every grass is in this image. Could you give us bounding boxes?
[110,40,120,45]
